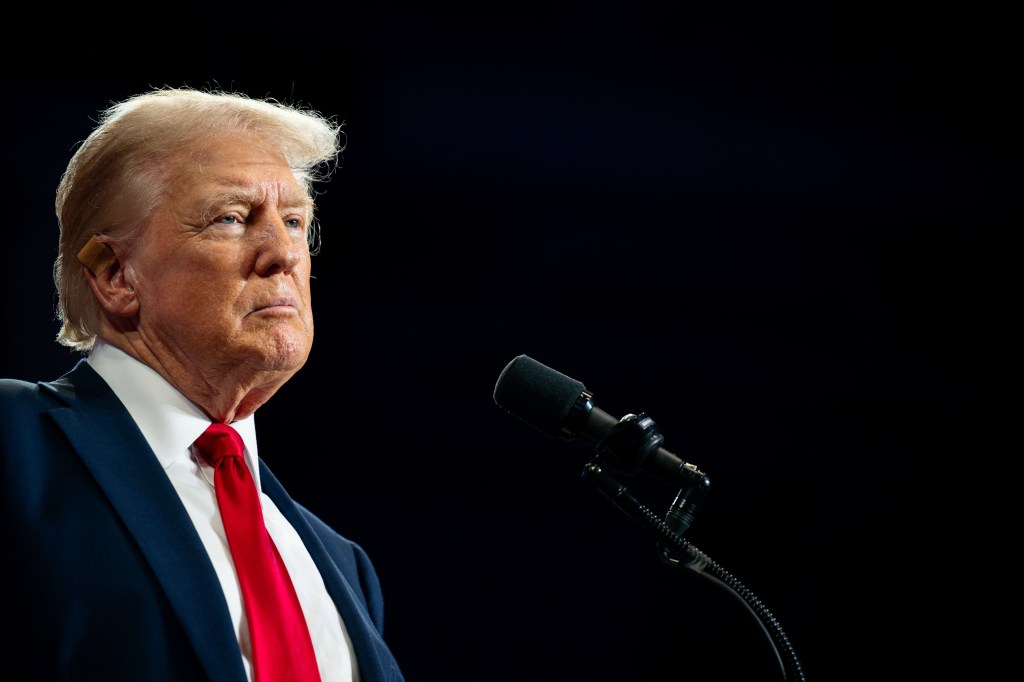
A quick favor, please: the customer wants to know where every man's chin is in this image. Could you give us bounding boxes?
[244,330,313,374]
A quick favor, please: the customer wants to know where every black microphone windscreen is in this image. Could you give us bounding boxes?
[493,355,585,437]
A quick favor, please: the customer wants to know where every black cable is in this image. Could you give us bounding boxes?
[583,462,806,682]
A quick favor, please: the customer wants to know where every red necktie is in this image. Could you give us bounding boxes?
[195,423,322,682]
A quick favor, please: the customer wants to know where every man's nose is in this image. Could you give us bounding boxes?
[253,218,303,276]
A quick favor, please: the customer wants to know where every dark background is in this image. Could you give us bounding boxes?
[1,3,1002,680]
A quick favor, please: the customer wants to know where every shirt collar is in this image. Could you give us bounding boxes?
[86,339,262,487]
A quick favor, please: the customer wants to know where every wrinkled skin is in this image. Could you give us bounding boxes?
[86,133,316,422]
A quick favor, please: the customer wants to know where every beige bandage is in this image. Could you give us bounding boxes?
[77,235,116,276]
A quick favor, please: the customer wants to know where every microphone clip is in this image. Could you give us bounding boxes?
[593,412,709,539]
[593,412,664,477]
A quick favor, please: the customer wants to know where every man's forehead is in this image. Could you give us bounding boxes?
[172,135,299,183]
[165,165,312,209]
[201,178,312,206]
[158,135,313,212]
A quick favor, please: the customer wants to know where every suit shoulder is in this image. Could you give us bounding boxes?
[0,377,49,408]
[1,359,95,405]
[0,377,36,393]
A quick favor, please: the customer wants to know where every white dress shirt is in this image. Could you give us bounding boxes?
[87,339,358,682]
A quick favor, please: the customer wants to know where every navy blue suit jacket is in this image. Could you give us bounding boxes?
[0,359,405,681]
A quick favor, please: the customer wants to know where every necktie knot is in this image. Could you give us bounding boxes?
[194,422,244,466]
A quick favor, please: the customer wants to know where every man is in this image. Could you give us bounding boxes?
[0,87,405,681]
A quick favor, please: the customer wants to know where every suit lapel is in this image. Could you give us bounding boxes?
[42,361,246,682]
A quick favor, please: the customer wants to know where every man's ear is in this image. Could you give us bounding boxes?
[79,236,139,317]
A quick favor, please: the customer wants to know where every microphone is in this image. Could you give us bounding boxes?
[493,354,709,490]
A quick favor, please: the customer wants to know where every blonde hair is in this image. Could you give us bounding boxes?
[54,86,344,351]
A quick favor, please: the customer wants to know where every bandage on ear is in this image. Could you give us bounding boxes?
[77,235,116,276]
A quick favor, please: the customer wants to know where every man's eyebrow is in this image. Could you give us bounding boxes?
[194,192,251,224]
[196,186,314,221]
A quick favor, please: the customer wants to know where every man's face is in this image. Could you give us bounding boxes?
[123,134,315,380]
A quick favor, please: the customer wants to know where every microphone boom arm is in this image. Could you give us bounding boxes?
[581,458,806,682]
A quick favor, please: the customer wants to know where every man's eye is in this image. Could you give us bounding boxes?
[285,218,302,230]
[214,215,243,225]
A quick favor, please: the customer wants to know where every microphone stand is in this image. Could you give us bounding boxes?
[582,438,807,681]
